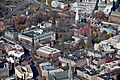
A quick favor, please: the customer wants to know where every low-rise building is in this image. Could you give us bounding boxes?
[37,46,61,58]
[15,65,33,79]
[87,50,106,58]
[72,35,88,43]
[76,66,99,80]
[92,57,105,65]
[100,60,120,72]
[51,1,68,9]
[59,55,87,67]
[74,26,93,37]
[47,71,69,80]
[0,67,9,79]
[0,39,7,50]
[97,72,117,80]
[18,30,56,49]
[109,35,120,49]
[99,27,116,35]
[39,62,63,77]
[4,28,18,40]
[5,43,23,52]
[109,11,120,23]
[7,50,24,58]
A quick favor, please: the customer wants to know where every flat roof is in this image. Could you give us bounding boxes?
[110,35,120,40]
[8,50,24,58]
[8,44,23,50]
[40,62,59,71]
[99,28,116,33]
[22,30,55,39]
[37,46,60,54]
[111,11,120,17]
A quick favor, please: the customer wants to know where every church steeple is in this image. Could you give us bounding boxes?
[75,8,79,23]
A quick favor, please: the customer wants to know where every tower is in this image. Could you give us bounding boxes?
[75,8,79,23]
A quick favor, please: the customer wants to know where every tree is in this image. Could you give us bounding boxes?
[78,39,85,49]
[41,76,46,80]
[92,31,98,38]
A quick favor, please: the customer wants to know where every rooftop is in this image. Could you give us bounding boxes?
[37,46,60,55]
[8,50,24,58]
[76,66,99,76]
[22,30,55,39]
[98,72,116,80]
[61,54,84,62]
[39,62,62,71]
[0,67,9,78]
[99,28,116,33]
[8,44,23,50]
[15,65,32,74]
[111,11,120,17]
[110,35,120,41]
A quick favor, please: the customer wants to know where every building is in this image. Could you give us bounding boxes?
[15,65,33,79]
[72,35,87,43]
[109,35,120,49]
[92,57,105,65]
[38,22,52,29]
[47,71,69,80]
[74,26,93,36]
[18,30,56,49]
[0,39,7,50]
[99,27,116,35]
[71,2,96,14]
[59,55,87,67]
[87,50,106,58]
[36,46,61,58]
[51,1,68,9]
[0,67,9,79]
[4,28,18,40]
[109,10,120,23]
[100,60,120,72]
[76,66,99,80]
[5,43,23,52]
[39,62,63,77]
[7,50,24,58]
[97,72,117,80]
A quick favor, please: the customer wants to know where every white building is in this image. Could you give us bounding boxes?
[51,1,68,9]
[8,50,24,58]
[15,65,33,79]
[100,60,120,72]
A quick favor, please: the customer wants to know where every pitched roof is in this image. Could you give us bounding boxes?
[74,26,93,34]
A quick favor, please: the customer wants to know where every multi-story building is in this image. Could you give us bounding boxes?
[97,72,117,80]
[18,30,56,49]
[109,10,120,23]
[15,65,33,79]
[36,46,61,58]
[74,26,93,37]
[38,62,63,77]
[0,67,9,79]
[76,66,99,80]
[4,28,18,41]
[59,55,87,67]
[100,60,120,72]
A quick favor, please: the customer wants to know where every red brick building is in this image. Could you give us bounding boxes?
[74,26,93,36]
[109,11,120,23]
